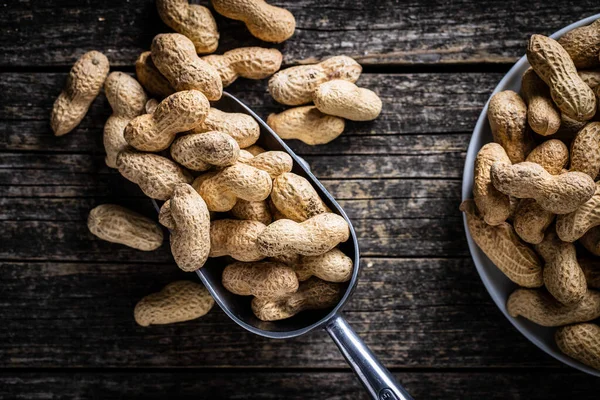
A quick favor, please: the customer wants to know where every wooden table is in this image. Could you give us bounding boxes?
[1,1,599,398]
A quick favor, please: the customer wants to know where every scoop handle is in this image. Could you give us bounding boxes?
[326,313,414,400]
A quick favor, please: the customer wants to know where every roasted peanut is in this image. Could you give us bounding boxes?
[473,143,512,226]
[202,47,282,87]
[313,80,382,121]
[521,68,561,136]
[513,199,555,244]
[525,139,569,175]
[292,248,353,283]
[581,227,600,256]
[557,183,600,242]
[230,200,272,225]
[135,51,175,99]
[222,261,298,300]
[240,151,293,178]
[569,122,600,179]
[209,219,266,262]
[191,107,260,148]
[556,323,600,371]
[558,19,600,69]
[170,131,240,171]
[270,172,330,222]
[267,106,345,145]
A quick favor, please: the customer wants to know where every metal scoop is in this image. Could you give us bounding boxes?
[154,92,413,400]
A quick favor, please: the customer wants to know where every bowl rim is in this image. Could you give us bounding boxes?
[461,13,600,377]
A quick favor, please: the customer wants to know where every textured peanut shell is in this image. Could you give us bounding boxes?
[192,107,260,148]
[556,323,600,370]
[257,213,350,257]
[124,90,209,152]
[490,162,595,214]
[535,231,587,305]
[581,226,600,256]
[525,139,569,175]
[230,200,272,225]
[313,80,382,121]
[88,204,163,251]
[513,199,555,244]
[51,51,109,136]
[268,56,361,106]
[151,33,222,101]
[557,183,600,242]
[202,47,282,87]
[527,34,596,121]
[569,122,600,179]
[521,68,561,136]
[211,0,295,43]
[252,277,343,321]
[209,219,266,262]
[116,151,192,200]
[267,106,345,145]
[558,19,600,69]
[579,258,600,289]
[293,248,353,283]
[103,72,148,168]
[222,261,298,300]
[487,90,533,163]
[170,131,240,171]
[473,143,512,226]
[270,172,330,222]
[156,0,219,54]
[134,281,214,326]
[240,151,293,178]
[507,289,600,327]
[579,70,600,89]
[135,52,175,99]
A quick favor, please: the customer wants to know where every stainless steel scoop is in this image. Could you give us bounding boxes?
[153,92,413,400]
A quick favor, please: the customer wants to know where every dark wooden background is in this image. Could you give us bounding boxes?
[1,1,599,398]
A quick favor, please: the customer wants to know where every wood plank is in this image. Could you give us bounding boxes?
[0,1,597,67]
[0,259,560,368]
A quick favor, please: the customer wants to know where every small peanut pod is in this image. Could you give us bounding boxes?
[87,204,163,251]
[581,226,600,256]
[222,261,298,300]
[134,281,214,327]
[520,68,561,136]
[473,143,512,226]
[124,90,210,152]
[170,131,240,171]
[230,200,272,225]
[240,151,293,178]
[117,151,192,200]
[268,56,362,106]
[490,162,596,214]
[313,80,382,121]
[251,277,343,321]
[579,258,600,289]
[558,19,600,69]
[556,323,600,371]
[209,219,266,262]
[513,199,555,245]
[527,34,596,121]
[257,213,350,257]
[267,106,345,145]
[156,0,219,54]
[487,90,533,163]
[270,172,330,222]
[569,122,600,179]
[525,139,569,175]
[192,107,260,148]
[211,0,295,43]
[460,200,543,287]
[507,289,600,327]
[293,248,353,283]
[135,52,175,99]
[151,33,223,101]
[579,70,600,89]
[202,47,282,87]
[51,51,110,136]
[535,231,587,305]
[557,183,600,242]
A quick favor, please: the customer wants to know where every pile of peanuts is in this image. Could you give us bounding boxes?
[462,20,600,370]
[51,1,383,327]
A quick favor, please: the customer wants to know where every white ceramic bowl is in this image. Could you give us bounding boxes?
[462,13,600,377]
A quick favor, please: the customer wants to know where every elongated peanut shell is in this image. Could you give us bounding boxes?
[570,122,600,179]
[294,248,353,282]
[270,173,330,222]
[222,261,298,300]
[513,199,555,245]
[135,52,174,99]
[203,47,282,87]
[520,68,561,136]
[525,139,568,175]
[209,219,266,262]
[556,323,600,370]
[192,108,260,148]
[473,143,512,226]
[267,106,345,145]
[557,182,600,242]
[170,131,240,171]
[313,80,382,121]
[558,19,600,69]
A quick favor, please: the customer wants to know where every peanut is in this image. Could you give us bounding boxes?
[268,56,362,106]
[240,151,293,178]
[270,172,330,222]
[556,183,600,242]
[487,90,533,163]
[473,143,512,226]
[490,162,595,214]
[267,106,345,145]
[525,139,569,175]
[569,122,600,179]
[313,80,382,121]
[209,219,266,262]
[513,199,555,244]
[579,258,600,289]
[578,69,600,89]
[103,72,148,168]
[117,151,192,200]
[293,248,353,283]
[156,0,219,54]
[51,51,110,136]
[222,261,298,300]
[257,213,349,257]
[135,52,174,99]
[581,227,600,256]
[251,277,343,321]
[151,33,222,101]
[460,200,543,287]
[230,200,272,225]
[170,131,240,171]
[202,47,282,87]
[558,19,600,69]
[527,34,596,121]
[211,0,295,43]
[520,68,561,136]
[555,323,600,370]
[507,288,600,327]
[134,281,214,326]
[238,149,255,163]
[191,107,260,148]
[87,204,163,251]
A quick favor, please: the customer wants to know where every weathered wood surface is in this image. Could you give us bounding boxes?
[1,1,598,67]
